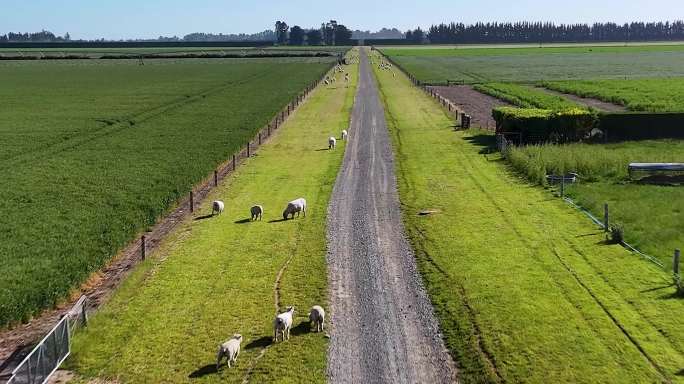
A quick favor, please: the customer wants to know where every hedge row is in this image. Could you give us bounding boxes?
[493,107,684,143]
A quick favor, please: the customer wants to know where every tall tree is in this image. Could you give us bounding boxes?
[289,26,305,45]
[334,24,353,45]
[275,20,289,44]
[306,29,322,45]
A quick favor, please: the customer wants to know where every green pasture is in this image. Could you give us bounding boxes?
[0,57,333,327]
[67,51,358,383]
[372,51,684,383]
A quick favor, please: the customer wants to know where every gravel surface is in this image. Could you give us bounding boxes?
[429,85,511,130]
[326,48,458,384]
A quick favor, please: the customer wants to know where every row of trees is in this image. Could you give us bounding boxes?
[274,20,353,46]
[0,30,70,42]
[425,21,684,44]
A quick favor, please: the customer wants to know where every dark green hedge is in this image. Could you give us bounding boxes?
[493,107,597,143]
[599,112,684,142]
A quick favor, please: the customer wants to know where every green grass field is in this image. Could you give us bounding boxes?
[473,82,584,110]
[544,78,684,112]
[382,44,684,83]
[373,52,684,383]
[66,52,358,383]
[0,57,333,327]
[507,140,684,268]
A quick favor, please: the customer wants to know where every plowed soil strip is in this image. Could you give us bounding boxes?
[429,85,511,129]
[537,87,627,112]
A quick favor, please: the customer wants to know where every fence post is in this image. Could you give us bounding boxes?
[214,170,218,186]
[232,154,236,170]
[141,235,146,261]
[604,203,609,231]
[190,191,194,213]
[247,142,250,157]
[674,249,681,276]
[268,124,271,136]
[259,132,262,145]
[560,175,565,197]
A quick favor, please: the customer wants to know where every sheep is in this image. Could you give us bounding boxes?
[309,305,325,333]
[282,198,306,220]
[250,205,263,221]
[341,130,348,140]
[212,200,225,216]
[216,334,242,369]
[328,136,337,150]
[273,306,295,342]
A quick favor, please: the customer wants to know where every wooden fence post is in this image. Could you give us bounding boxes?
[604,203,609,231]
[214,170,218,186]
[560,175,565,197]
[674,249,681,276]
[258,132,262,145]
[141,235,146,260]
[247,142,250,157]
[190,191,194,213]
[232,154,236,170]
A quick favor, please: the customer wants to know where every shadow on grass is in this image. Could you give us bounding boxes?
[290,320,311,336]
[245,336,271,350]
[268,218,289,223]
[315,148,331,152]
[188,364,217,378]
[641,284,673,293]
[676,368,684,376]
[657,291,683,300]
[193,214,214,221]
[234,218,251,224]
[464,133,497,154]
[575,232,603,238]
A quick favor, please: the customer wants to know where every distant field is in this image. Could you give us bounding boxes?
[381,44,684,83]
[473,82,584,110]
[544,78,684,112]
[0,57,332,326]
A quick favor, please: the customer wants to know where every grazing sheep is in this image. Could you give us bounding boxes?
[216,334,243,369]
[250,205,263,221]
[282,198,306,220]
[341,130,348,140]
[309,305,325,332]
[212,200,225,216]
[328,136,337,150]
[273,306,295,342]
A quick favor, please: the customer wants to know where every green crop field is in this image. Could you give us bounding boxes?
[0,57,333,327]
[381,44,684,83]
[544,78,684,112]
[507,140,684,267]
[373,53,684,383]
[67,53,358,383]
[474,82,584,110]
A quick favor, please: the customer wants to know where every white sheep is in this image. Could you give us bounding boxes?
[309,305,325,332]
[328,136,337,149]
[282,198,306,220]
[273,306,295,342]
[212,200,225,216]
[250,205,263,221]
[341,130,348,140]
[216,334,242,369]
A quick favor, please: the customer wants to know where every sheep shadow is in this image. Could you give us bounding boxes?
[188,364,217,379]
[315,148,331,151]
[676,368,684,376]
[268,218,289,223]
[290,320,312,336]
[245,336,272,350]
[234,218,251,224]
[193,214,214,221]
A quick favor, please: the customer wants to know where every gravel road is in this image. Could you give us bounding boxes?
[326,48,458,383]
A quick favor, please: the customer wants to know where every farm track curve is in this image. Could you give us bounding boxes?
[325,48,458,383]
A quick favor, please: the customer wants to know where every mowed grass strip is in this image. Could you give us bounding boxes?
[67,51,358,384]
[372,52,684,383]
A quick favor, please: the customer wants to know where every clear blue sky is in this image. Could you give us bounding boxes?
[2,0,682,40]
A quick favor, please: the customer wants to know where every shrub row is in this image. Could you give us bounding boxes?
[493,107,597,143]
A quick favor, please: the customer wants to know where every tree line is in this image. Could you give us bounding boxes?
[0,30,70,42]
[425,21,684,44]
[275,20,353,46]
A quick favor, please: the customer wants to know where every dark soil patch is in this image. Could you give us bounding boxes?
[429,85,512,130]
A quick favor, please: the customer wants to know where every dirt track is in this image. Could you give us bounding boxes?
[429,85,511,130]
[326,49,457,383]
[536,87,628,112]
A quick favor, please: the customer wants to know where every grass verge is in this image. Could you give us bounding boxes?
[372,51,684,383]
[66,50,358,383]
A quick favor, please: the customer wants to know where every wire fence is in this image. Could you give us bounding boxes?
[6,296,88,384]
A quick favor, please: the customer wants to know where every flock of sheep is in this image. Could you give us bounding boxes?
[216,305,326,370]
[210,121,349,371]
[324,64,351,87]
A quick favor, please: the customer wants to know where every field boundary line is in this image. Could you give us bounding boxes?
[0,58,341,371]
